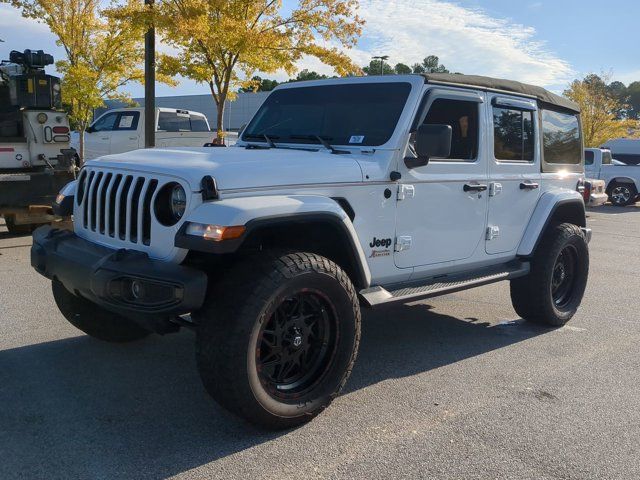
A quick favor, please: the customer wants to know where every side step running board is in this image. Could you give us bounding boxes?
[359,261,530,307]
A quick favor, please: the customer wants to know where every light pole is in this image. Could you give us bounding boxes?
[144,0,155,148]
[372,55,389,75]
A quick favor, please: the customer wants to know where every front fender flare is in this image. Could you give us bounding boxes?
[176,195,371,287]
[517,190,585,257]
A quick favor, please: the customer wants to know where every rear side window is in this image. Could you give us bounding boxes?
[584,150,594,165]
[190,115,209,132]
[541,109,582,165]
[493,107,535,161]
[158,111,191,132]
[423,99,479,161]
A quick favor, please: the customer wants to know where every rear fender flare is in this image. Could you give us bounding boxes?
[517,190,586,257]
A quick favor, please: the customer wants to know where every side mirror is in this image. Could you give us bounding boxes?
[405,123,452,169]
[85,125,95,133]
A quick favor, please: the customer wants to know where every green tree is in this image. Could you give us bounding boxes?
[362,59,393,75]
[627,81,640,120]
[292,69,329,82]
[412,55,449,74]
[238,75,279,92]
[393,63,412,74]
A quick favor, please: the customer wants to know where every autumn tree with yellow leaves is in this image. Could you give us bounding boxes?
[564,74,639,147]
[2,0,169,161]
[116,0,364,139]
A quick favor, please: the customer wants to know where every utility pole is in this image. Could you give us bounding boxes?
[372,55,389,76]
[144,0,155,148]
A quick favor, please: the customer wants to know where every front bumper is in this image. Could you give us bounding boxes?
[31,226,208,320]
[587,193,608,208]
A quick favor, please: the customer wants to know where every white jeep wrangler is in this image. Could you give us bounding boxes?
[32,74,591,429]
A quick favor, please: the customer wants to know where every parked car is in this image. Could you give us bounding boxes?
[74,107,213,161]
[583,178,608,207]
[34,73,591,429]
[585,147,640,206]
[601,138,640,166]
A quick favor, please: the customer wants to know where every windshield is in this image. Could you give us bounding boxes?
[242,82,412,147]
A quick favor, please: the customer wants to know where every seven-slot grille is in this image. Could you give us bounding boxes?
[75,168,160,246]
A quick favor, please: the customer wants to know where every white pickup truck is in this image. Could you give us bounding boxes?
[75,107,213,161]
[585,148,640,206]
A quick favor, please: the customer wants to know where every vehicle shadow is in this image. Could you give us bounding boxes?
[587,204,640,215]
[0,303,548,479]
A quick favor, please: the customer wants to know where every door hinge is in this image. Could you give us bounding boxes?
[395,236,412,252]
[397,184,415,201]
[486,225,500,240]
[489,182,503,197]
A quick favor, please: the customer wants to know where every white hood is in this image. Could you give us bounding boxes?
[86,146,364,191]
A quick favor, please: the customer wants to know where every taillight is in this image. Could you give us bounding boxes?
[52,126,69,134]
[582,182,591,203]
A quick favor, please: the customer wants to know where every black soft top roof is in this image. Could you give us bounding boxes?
[422,73,580,114]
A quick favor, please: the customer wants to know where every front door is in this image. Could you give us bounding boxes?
[394,88,489,269]
[109,111,141,155]
[85,111,118,160]
[485,94,541,254]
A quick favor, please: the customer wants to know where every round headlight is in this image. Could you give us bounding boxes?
[155,182,187,226]
[170,184,186,220]
[37,112,48,124]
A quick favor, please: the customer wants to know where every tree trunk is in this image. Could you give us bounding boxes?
[216,98,225,143]
[79,127,85,164]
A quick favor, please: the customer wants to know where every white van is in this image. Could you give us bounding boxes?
[77,107,213,160]
[600,138,640,166]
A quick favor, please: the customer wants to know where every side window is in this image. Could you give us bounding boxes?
[584,150,594,165]
[115,112,139,131]
[493,107,535,161]
[601,150,612,165]
[422,98,479,161]
[190,115,209,132]
[541,109,582,165]
[158,111,191,132]
[92,112,118,132]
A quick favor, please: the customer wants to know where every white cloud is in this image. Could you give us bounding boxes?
[612,70,640,86]
[346,0,573,87]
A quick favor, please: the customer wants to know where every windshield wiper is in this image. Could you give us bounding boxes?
[289,134,350,155]
[243,133,280,149]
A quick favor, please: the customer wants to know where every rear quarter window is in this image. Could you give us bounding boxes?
[541,109,582,170]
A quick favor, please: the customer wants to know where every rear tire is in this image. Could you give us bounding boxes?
[52,280,151,342]
[510,223,589,326]
[194,251,361,430]
[608,182,637,206]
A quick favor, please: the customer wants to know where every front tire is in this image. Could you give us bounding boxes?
[608,182,637,206]
[194,252,361,429]
[510,223,589,326]
[52,280,151,342]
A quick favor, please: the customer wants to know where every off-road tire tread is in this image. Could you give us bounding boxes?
[194,251,361,429]
[52,280,151,342]
[510,223,589,326]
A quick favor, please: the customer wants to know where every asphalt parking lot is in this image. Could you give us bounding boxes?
[1,206,639,480]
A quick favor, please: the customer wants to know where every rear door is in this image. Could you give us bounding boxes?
[485,94,541,255]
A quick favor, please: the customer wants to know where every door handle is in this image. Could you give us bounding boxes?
[520,182,540,190]
[129,136,138,140]
[101,137,109,140]
[463,183,488,192]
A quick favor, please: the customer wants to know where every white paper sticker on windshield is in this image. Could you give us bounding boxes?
[119,115,134,128]
[349,135,365,144]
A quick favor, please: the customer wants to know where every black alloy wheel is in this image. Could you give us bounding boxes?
[257,291,338,400]
[551,245,578,309]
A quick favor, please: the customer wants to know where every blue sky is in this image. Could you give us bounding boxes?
[1,0,639,98]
